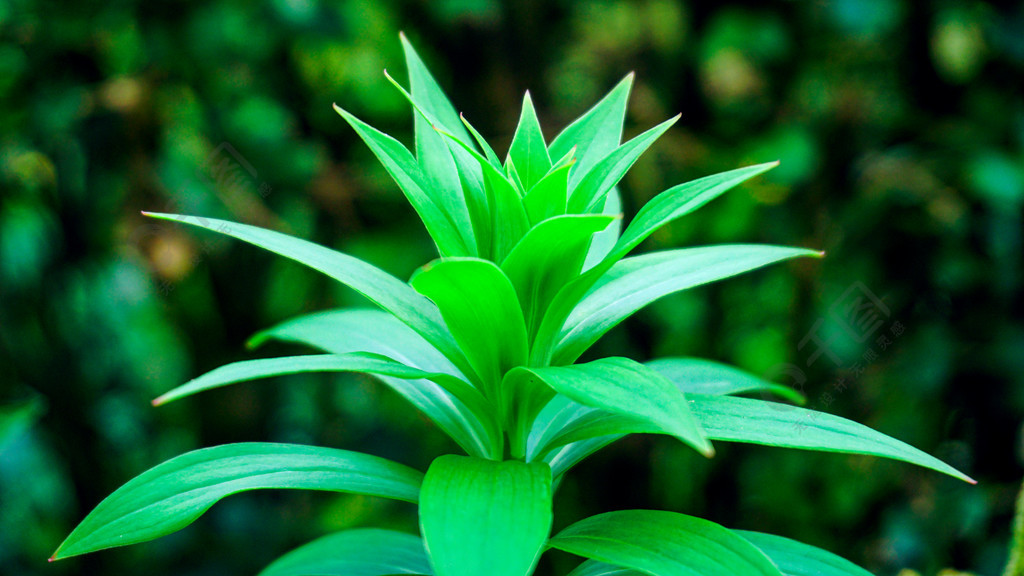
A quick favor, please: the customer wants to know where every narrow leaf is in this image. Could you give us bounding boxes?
[512,358,712,456]
[647,357,805,404]
[522,161,571,225]
[582,186,623,271]
[142,212,474,382]
[420,455,552,576]
[690,394,975,483]
[550,74,634,191]
[568,114,679,213]
[507,92,552,191]
[258,528,432,576]
[52,443,423,560]
[461,113,502,169]
[733,531,874,576]
[548,510,783,576]
[399,33,473,144]
[554,245,822,365]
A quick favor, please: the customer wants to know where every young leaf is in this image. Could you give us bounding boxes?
[554,245,822,365]
[582,186,624,271]
[247,310,498,459]
[690,394,975,483]
[142,212,475,381]
[568,114,679,213]
[550,74,634,191]
[420,455,552,576]
[732,531,874,576]
[647,357,805,404]
[511,358,713,457]
[548,510,783,576]
[333,105,469,257]
[507,92,552,191]
[411,258,529,401]
[399,32,474,145]
[51,443,423,560]
[522,161,572,224]
[611,162,780,260]
[461,113,502,169]
[500,214,614,338]
[258,528,432,576]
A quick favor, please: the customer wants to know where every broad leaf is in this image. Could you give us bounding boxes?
[142,213,473,380]
[567,560,645,576]
[733,531,874,576]
[550,74,633,191]
[258,528,432,576]
[411,258,528,401]
[333,106,469,257]
[548,510,782,576]
[611,162,779,260]
[507,91,552,191]
[246,309,497,459]
[647,357,805,404]
[52,443,423,560]
[420,455,552,576]
[554,245,822,365]
[568,114,679,213]
[690,394,975,483]
[512,358,712,456]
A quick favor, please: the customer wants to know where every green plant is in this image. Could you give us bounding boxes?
[52,35,974,575]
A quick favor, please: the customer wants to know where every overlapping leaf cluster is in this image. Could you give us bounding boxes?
[53,36,973,576]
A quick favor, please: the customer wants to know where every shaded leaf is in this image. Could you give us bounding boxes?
[647,357,805,404]
[258,528,432,576]
[733,531,874,576]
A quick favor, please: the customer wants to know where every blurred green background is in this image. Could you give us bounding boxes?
[1,0,1022,574]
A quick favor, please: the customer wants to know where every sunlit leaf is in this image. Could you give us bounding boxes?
[507,92,552,191]
[647,357,805,404]
[258,528,432,576]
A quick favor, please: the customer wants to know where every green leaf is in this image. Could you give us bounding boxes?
[507,92,552,191]
[550,74,633,191]
[690,394,975,483]
[411,258,529,401]
[554,245,822,365]
[333,105,469,257]
[582,186,624,271]
[527,395,622,477]
[548,510,783,576]
[420,455,552,576]
[512,358,712,457]
[612,162,779,260]
[501,215,614,338]
[461,113,502,169]
[568,114,679,213]
[51,443,424,560]
[246,309,498,459]
[399,33,473,146]
[142,212,475,381]
[567,560,646,576]
[522,161,572,225]
[646,357,805,404]
[258,528,432,576]
[732,531,874,576]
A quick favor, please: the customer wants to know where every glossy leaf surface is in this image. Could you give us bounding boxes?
[258,528,432,576]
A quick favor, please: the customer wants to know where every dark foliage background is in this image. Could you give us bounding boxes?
[1,0,1022,574]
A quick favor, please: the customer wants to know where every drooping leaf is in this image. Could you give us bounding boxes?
[554,245,822,364]
[548,510,782,576]
[411,258,528,402]
[733,531,874,576]
[420,455,552,576]
[258,528,432,576]
[507,92,552,191]
[501,214,614,338]
[647,357,805,404]
[522,161,572,225]
[333,106,469,257]
[142,212,474,381]
[246,309,497,459]
[690,394,975,483]
[568,114,679,213]
[511,358,712,457]
[51,443,423,560]
[611,162,779,260]
[550,74,634,191]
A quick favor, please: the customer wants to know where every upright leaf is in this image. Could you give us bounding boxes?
[511,358,712,457]
[733,531,874,576]
[568,115,679,213]
[142,212,473,380]
[507,92,552,191]
[647,357,805,404]
[554,245,822,364]
[548,510,783,576]
[52,443,423,560]
[582,186,623,271]
[420,455,552,576]
[522,161,572,224]
[399,33,473,144]
[550,74,633,191]
[411,258,529,401]
[259,528,432,576]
